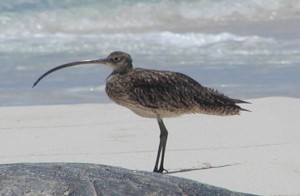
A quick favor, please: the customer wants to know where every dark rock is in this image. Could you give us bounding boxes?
[0,163,254,195]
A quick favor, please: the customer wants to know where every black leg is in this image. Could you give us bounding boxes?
[153,117,168,173]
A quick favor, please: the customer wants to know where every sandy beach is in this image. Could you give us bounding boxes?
[1,96,299,195]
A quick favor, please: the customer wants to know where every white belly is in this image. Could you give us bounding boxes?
[121,102,183,118]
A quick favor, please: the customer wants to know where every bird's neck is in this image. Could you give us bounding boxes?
[106,68,132,83]
[111,66,132,75]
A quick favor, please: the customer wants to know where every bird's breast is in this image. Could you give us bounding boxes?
[105,73,161,118]
[105,74,131,103]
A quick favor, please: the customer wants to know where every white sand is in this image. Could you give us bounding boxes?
[1,97,299,195]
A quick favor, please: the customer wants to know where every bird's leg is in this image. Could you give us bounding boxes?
[153,117,168,173]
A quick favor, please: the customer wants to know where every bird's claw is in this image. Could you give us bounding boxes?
[153,167,168,174]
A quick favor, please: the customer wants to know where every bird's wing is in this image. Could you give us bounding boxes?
[127,68,239,111]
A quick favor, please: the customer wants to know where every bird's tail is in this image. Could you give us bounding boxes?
[232,98,251,104]
[232,98,251,112]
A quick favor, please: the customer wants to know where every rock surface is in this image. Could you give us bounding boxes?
[0,163,254,195]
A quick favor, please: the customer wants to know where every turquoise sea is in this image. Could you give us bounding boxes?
[1,0,300,106]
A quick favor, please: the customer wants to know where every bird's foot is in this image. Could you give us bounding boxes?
[153,167,168,174]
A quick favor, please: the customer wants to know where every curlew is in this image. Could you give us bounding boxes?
[33,51,249,173]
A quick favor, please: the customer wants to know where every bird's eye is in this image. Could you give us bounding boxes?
[113,56,120,62]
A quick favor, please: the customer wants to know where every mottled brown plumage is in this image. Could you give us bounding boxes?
[33,51,249,173]
[106,67,247,118]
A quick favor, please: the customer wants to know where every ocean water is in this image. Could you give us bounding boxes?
[1,0,300,106]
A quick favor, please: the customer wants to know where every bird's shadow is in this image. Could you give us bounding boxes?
[166,163,241,174]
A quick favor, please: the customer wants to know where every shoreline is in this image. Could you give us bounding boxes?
[1,97,300,195]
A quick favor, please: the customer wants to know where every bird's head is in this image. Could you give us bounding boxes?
[105,51,133,72]
[32,51,133,87]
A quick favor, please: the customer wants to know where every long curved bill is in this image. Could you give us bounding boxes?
[32,59,106,88]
